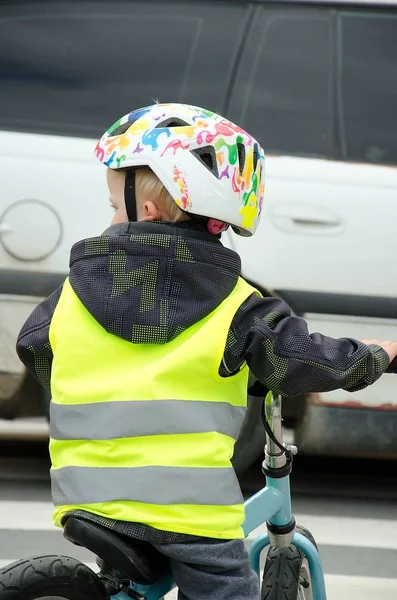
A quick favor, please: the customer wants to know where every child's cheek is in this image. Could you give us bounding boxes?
[111,209,128,225]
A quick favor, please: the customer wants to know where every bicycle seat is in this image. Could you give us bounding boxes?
[63,516,168,585]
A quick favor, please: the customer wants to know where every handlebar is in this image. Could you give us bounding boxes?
[261,355,397,471]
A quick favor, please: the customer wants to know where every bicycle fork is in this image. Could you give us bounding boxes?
[247,392,328,600]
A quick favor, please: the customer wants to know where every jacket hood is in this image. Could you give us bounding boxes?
[68,221,242,344]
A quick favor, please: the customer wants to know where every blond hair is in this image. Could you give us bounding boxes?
[135,168,189,222]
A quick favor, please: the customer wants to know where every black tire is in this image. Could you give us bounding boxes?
[0,555,108,600]
[261,526,317,600]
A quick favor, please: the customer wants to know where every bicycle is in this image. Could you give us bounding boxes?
[0,388,331,600]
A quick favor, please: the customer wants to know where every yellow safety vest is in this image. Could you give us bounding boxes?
[49,276,258,539]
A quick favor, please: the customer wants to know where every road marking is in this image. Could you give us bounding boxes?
[324,574,397,600]
[165,575,397,600]
[0,501,54,530]
[248,514,397,550]
[0,501,396,551]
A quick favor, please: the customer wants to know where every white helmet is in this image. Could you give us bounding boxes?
[95,103,266,236]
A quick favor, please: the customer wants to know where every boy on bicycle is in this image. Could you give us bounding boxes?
[16,103,397,600]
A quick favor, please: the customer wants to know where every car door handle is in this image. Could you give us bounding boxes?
[270,204,343,235]
[290,216,340,227]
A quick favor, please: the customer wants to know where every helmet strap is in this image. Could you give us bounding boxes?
[124,169,137,222]
[124,170,229,236]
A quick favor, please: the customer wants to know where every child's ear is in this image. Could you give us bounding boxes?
[142,201,163,222]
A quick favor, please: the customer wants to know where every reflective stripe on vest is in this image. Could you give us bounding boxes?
[51,465,243,506]
[50,399,246,441]
[49,275,259,539]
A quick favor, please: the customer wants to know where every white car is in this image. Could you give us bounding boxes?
[0,0,396,469]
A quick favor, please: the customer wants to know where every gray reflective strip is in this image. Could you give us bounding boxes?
[51,465,243,506]
[50,400,246,441]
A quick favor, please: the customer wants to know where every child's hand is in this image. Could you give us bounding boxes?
[362,339,397,364]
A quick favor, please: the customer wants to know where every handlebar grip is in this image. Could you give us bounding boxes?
[386,356,397,373]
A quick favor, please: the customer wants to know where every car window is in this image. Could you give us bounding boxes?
[0,1,248,138]
[227,7,334,159]
[337,11,397,166]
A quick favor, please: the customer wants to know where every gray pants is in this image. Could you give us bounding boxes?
[152,537,260,600]
[65,512,260,599]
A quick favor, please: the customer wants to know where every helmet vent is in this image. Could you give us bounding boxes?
[155,118,190,128]
[191,146,219,178]
[108,121,133,137]
[253,142,259,172]
[237,143,246,175]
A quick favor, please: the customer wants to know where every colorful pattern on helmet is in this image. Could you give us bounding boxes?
[95,103,266,236]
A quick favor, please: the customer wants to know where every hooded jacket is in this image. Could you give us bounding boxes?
[17,221,388,399]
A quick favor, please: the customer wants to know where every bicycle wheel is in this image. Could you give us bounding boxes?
[0,555,108,600]
[261,526,316,600]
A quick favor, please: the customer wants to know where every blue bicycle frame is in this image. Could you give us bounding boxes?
[111,393,327,600]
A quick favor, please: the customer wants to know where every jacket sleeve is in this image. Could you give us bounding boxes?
[16,286,63,391]
[223,293,390,397]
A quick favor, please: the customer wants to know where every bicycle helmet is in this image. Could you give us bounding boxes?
[95,103,266,236]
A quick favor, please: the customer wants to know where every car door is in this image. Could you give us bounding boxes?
[224,2,397,408]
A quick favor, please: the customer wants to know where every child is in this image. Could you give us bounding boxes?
[16,103,397,600]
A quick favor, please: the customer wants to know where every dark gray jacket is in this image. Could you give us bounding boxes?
[16,221,389,397]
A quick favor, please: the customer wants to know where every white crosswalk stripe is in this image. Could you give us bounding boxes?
[1,500,396,550]
[165,577,397,600]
